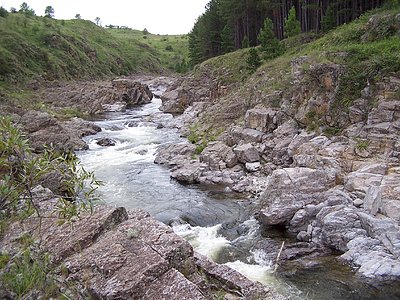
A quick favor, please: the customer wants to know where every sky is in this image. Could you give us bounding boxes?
[0,0,210,34]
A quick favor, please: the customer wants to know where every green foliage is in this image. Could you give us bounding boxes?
[321,4,337,33]
[258,18,285,59]
[0,6,9,18]
[142,28,149,35]
[0,116,100,223]
[242,36,250,48]
[384,0,400,9]
[246,48,261,71]
[1,248,58,298]
[284,7,301,38]
[19,2,35,16]
[356,139,369,150]
[165,45,173,51]
[221,25,234,54]
[188,124,219,155]
[44,6,54,18]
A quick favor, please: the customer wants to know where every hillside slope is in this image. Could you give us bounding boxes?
[0,13,189,87]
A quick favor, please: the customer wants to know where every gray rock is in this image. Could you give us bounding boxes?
[234,143,260,163]
[245,162,261,172]
[96,138,116,147]
[245,108,281,133]
[259,168,336,227]
[154,143,196,166]
[200,141,237,170]
[363,186,382,216]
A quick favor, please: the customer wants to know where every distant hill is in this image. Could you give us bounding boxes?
[0,12,189,86]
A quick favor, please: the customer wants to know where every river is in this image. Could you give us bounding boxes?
[77,92,399,300]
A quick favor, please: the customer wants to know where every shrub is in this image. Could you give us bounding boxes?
[246,48,261,71]
[0,116,100,224]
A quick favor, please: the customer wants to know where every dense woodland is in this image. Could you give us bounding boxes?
[189,0,389,65]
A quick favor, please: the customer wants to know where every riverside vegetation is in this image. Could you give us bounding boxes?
[1,1,400,299]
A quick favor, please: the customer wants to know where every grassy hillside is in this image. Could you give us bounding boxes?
[0,13,189,87]
[190,6,400,133]
[108,29,189,72]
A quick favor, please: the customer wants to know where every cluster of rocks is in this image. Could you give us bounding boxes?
[155,63,400,281]
[16,110,101,153]
[37,78,153,114]
[0,187,282,300]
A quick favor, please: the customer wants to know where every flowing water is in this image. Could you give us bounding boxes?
[78,94,400,300]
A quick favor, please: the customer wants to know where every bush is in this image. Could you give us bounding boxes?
[0,6,9,18]
[0,116,100,224]
[284,7,301,38]
[258,18,285,59]
[246,48,261,71]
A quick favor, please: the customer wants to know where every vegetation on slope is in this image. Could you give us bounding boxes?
[190,5,400,133]
[188,0,389,65]
[0,12,190,89]
[108,29,189,73]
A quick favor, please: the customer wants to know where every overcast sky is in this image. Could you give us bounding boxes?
[0,0,210,34]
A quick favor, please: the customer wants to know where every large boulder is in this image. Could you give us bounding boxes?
[259,167,336,227]
[200,141,237,170]
[244,108,282,133]
[233,143,260,163]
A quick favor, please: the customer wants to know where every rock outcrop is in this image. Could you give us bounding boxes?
[0,187,281,299]
[37,78,153,114]
[18,110,101,152]
[155,62,400,281]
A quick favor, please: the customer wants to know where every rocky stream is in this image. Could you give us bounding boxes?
[2,74,400,299]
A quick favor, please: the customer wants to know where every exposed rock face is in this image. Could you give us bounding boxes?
[160,68,400,282]
[244,108,282,133]
[38,77,153,114]
[18,111,101,152]
[0,188,281,299]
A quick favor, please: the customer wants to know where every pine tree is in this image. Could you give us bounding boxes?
[242,36,250,48]
[284,7,301,38]
[321,3,336,33]
[44,6,54,18]
[246,48,261,72]
[258,18,284,59]
[221,25,234,53]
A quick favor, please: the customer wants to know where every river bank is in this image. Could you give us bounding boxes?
[1,74,400,299]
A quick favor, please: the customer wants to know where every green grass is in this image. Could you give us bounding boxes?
[108,29,189,73]
[0,13,191,87]
[189,6,400,133]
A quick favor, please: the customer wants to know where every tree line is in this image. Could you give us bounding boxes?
[189,0,392,66]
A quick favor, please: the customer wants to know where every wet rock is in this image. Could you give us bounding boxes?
[111,78,153,107]
[234,144,260,163]
[154,143,196,166]
[259,168,336,227]
[96,138,116,147]
[193,253,279,299]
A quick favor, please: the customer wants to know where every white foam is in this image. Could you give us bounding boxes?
[173,224,230,261]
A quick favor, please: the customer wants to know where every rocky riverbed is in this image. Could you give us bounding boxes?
[153,64,400,282]
[2,70,400,298]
